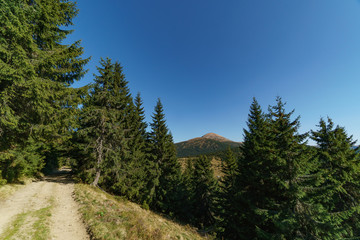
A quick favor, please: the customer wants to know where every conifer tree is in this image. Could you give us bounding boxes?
[228,97,310,239]
[178,158,196,222]
[224,97,272,239]
[217,148,239,237]
[115,93,149,202]
[170,156,200,222]
[0,0,88,182]
[309,117,360,239]
[148,99,182,215]
[100,62,138,195]
[263,97,309,239]
[75,58,130,187]
[192,155,217,228]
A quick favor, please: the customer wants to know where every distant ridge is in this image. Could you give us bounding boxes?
[175,133,241,158]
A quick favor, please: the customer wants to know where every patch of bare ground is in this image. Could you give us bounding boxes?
[0,168,89,240]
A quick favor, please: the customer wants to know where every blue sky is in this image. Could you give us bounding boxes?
[67,0,360,143]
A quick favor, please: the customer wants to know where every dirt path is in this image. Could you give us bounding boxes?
[0,169,89,240]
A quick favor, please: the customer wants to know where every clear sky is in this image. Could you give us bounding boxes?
[67,0,360,143]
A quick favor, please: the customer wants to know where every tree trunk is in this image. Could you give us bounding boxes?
[92,169,101,186]
[92,135,103,186]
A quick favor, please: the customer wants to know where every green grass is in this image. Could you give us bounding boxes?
[74,184,209,240]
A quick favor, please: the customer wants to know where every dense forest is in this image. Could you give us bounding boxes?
[1,1,360,239]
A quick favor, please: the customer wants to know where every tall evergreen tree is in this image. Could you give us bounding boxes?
[263,96,309,239]
[100,62,138,195]
[192,155,217,229]
[177,158,197,222]
[0,0,88,182]
[74,58,129,187]
[148,99,182,215]
[228,97,310,239]
[224,97,272,239]
[309,117,360,239]
[115,93,149,202]
[217,148,239,237]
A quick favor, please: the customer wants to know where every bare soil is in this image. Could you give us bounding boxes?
[0,168,89,240]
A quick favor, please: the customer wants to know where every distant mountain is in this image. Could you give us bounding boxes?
[175,133,241,158]
[201,133,232,142]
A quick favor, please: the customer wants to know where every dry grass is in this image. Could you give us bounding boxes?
[0,178,33,201]
[179,157,224,179]
[74,184,209,240]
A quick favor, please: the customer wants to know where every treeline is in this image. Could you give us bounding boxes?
[70,58,183,213]
[215,98,360,239]
[172,97,360,239]
[1,1,360,239]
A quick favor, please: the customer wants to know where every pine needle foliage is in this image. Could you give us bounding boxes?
[114,92,150,203]
[223,97,311,239]
[74,58,131,187]
[192,155,218,229]
[147,99,182,215]
[0,0,88,183]
[264,97,310,239]
[309,117,360,239]
[216,148,239,237]
[224,97,273,239]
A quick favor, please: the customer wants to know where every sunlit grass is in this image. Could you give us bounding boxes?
[74,184,209,240]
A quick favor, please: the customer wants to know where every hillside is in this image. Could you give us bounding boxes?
[0,170,208,240]
[179,156,225,178]
[175,133,241,158]
[74,184,210,240]
[201,133,232,142]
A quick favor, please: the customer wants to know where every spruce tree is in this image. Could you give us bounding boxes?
[148,99,182,215]
[115,93,149,202]
[0,0,88,182]
[178,158,196,222]
[75,58,130,187]
[217,148,239,237]
[225,97,272,239]
[264,96,309,239]
[100,62,139,196]
[229,97,310,239]
[309,117,360,239]
[192,155,217,229]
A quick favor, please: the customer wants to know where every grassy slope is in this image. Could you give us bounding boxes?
[178,145,242,179]
[74,184,210,240]
[179,156,224,178]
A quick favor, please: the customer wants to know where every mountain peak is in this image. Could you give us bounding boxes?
[175,133,240,157]
[201,133,231,142]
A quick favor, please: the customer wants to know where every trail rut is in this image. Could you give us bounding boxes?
[0,169,89,240]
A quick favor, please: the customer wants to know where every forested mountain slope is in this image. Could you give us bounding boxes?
[175,133,241,157]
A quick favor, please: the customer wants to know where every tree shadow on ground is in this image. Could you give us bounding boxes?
[43,167,75,185]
